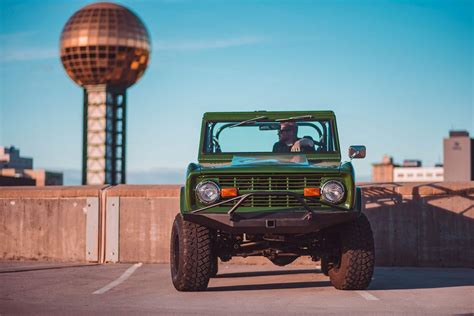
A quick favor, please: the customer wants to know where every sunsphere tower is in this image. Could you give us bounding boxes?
[60,2,150,185]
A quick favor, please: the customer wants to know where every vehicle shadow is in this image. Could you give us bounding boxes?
[209,268,330,291]
[208,280,331,291]
[368,267,474,290]
[214,267,474,291]
[216,269,319,278]
[361,182,474,268]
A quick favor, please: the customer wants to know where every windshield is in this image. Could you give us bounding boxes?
[203,119,338,154]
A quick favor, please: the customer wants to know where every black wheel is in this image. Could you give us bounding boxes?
[170,214,213,291]
[327,213,375,290]
[269,256,299,266]
[210,255,218,277]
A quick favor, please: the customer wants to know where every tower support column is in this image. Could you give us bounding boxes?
[82,85,126,185]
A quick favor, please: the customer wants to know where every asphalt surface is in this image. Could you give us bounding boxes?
[0,261,473,315]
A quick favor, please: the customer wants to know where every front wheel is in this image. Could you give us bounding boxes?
[170,214,214,291]
[327,213,375,290]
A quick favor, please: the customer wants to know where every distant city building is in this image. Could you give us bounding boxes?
[393,166,444,182]
[372,155,443,182]
[443,131,473,181]
[372,155,395,182]
[0,146,63,186]
[0,146,33,169]
[401,160,422,168]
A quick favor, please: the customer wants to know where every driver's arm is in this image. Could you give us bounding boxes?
[290,137,315,152]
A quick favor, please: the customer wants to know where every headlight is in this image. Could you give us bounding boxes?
[321,180,345,204]
[195,181,220,204]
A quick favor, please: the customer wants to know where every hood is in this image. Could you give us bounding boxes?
[196,155,342,175]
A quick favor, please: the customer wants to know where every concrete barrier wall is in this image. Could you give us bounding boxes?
[110,182,473,267]
[107,185,180,263]
[0,186,106,262]
[362,182,474,268]
[1,182,472,267]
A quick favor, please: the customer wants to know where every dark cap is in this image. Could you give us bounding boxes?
[449,130,469,137]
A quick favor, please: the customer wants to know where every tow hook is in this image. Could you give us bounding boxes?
[266,219,276,228]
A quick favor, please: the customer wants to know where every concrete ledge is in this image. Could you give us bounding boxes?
[105,184,181,263]
[0,185,106,198]
[0,182,472,267]
[117,196,178,263]
[107,184,181,197]
[363,182,474,268]
[0,186,105,262]
[360,182,474,197]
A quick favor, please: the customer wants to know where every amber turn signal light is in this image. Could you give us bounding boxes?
[304,187,321,197]
[221,187,238,198]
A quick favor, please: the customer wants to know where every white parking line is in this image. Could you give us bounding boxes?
[355,290,379,301]
[93,263,143,295]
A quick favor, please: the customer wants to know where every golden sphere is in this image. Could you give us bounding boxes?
[60,2,151,89]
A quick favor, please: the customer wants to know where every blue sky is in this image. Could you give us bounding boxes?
[0,0,472,184]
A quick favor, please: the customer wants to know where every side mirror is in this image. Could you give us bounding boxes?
[349,145,366,159]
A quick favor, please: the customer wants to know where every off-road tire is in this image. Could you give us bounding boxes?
[327,213,375,290]
[269,256,299,266]
[170,214,213,291]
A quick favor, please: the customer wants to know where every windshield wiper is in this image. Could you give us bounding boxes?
[276,115,313,122]
[229,116,267,128]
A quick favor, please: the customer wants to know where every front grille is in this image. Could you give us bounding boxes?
[214,175,323,208]
[217,175,321,191]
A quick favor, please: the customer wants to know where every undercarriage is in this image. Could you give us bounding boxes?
[214,231,339,265]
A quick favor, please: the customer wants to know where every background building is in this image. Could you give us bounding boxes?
[372,155,443,183]
[393,166,444,182]
[443,131,473,181]
[0,146,33,170]
[0,146,63,186]
[372,130,474,183]
[371,155,395,182]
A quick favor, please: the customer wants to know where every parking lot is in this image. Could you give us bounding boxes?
[1,261,473,315]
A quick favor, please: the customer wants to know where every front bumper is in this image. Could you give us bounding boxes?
[184,189,361,234]
[184,210,360,234]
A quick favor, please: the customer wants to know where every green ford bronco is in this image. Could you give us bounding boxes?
[170,111,374,291]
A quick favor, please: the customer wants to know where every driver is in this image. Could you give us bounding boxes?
[272,121,315,153]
